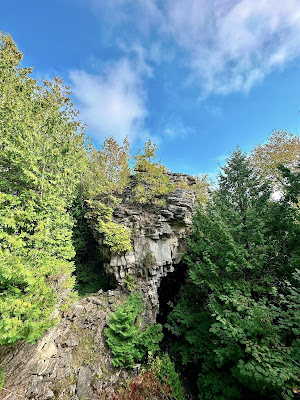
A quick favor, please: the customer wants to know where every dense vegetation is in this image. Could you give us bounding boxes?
[0,33,174,346]
[168,150,300,399]
[105,293,163,368]
[0,32,299,400]
[0,33,87,344]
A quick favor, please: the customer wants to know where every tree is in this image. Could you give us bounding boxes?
[250,130,300,191]
[194,174,214,206]
[83,137,132,254]
[0,33,87,344]
[168,149,300,399]
[131,140,173,206]
[83,136,130,200]
[105,293,163,368]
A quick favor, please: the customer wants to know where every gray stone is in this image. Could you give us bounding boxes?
[76,366,93,400]
[90,171,196,313]
[0,170,196,399]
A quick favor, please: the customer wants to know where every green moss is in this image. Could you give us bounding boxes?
[0,367,5,393]
[51,374,77,400]
[71,334,95,368]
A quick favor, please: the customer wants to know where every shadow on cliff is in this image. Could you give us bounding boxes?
[157,261,188,327]
[71,198,114,296]
[157,261,199,399]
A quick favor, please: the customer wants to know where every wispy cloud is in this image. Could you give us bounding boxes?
[86,0,300,96]
[69,58,148,143]
[162,0,300,95]
[163,121,195,140]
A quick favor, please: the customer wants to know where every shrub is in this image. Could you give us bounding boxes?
[100,370,172,400]
[105,293,163,368]
[131,140,174,206]
[141,250,156,268]
[147,353,184,400]
[99,220,132,253]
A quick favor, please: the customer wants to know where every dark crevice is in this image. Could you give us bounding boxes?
[71,198,114,296]
[157,261,188,326]
[157,262,199,399]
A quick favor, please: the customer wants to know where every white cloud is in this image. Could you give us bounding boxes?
[69,58,148,142]
[87,0,300,96]
[163,121,195,140]
[162,0,300,95]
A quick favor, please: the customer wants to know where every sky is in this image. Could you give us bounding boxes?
[1,0,300,178]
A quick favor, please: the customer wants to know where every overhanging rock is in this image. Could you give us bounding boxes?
[92,172,197,312]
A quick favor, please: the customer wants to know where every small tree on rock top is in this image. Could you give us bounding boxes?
[131,140,173,206]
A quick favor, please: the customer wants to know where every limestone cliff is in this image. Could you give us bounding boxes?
[92,172,196,314]
[0,171,196,400]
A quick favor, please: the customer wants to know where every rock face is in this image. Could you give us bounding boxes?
[95,172,196,313]
[0,171,197,400]
[0,290,129,400]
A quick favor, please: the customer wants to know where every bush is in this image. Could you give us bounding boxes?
[147,353,184,400]
[105,293,163,368]
[101,370,173,400]
[131,140,174,206]
[141,250,156,268]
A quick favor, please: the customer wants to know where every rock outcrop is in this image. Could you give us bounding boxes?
[0,290,129,400]
[93,172,196,313]
[0,171,197,400]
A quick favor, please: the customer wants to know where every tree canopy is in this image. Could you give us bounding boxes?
[168,149,300,400]
[0,33,87,344]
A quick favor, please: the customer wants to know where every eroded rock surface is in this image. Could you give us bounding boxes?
[0,290,129,400]
[0,172,197,400]
[94,172,196,310]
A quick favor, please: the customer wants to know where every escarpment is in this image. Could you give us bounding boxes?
[90,171,196,314]
[0,171,196,400]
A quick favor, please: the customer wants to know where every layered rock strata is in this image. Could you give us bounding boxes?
[0,290,128,400]
[93,172,196,311]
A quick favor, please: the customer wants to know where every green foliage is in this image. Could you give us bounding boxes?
[86,197,132,254]
[0,33,87,344]
[147,353,184,400]
[83,137,132,254]
[124,273,136,292]
[131,140,174,206]
[0,367,5,393]
[250,130,300,190]
[105,293,163,368]
[168,149,300,399]
[83,136,130,199]
[98,220,132,253]
[193,174,214,206]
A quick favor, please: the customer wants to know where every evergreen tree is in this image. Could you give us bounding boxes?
[0,33,87,344]
[168,149,300,399]
[83,137,132,254]
[131,140,173,206]
[105,293,163,368]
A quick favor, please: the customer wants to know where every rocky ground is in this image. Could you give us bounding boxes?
[0,289,132,400]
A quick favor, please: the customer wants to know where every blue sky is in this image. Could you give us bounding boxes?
[1,0,300,177]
